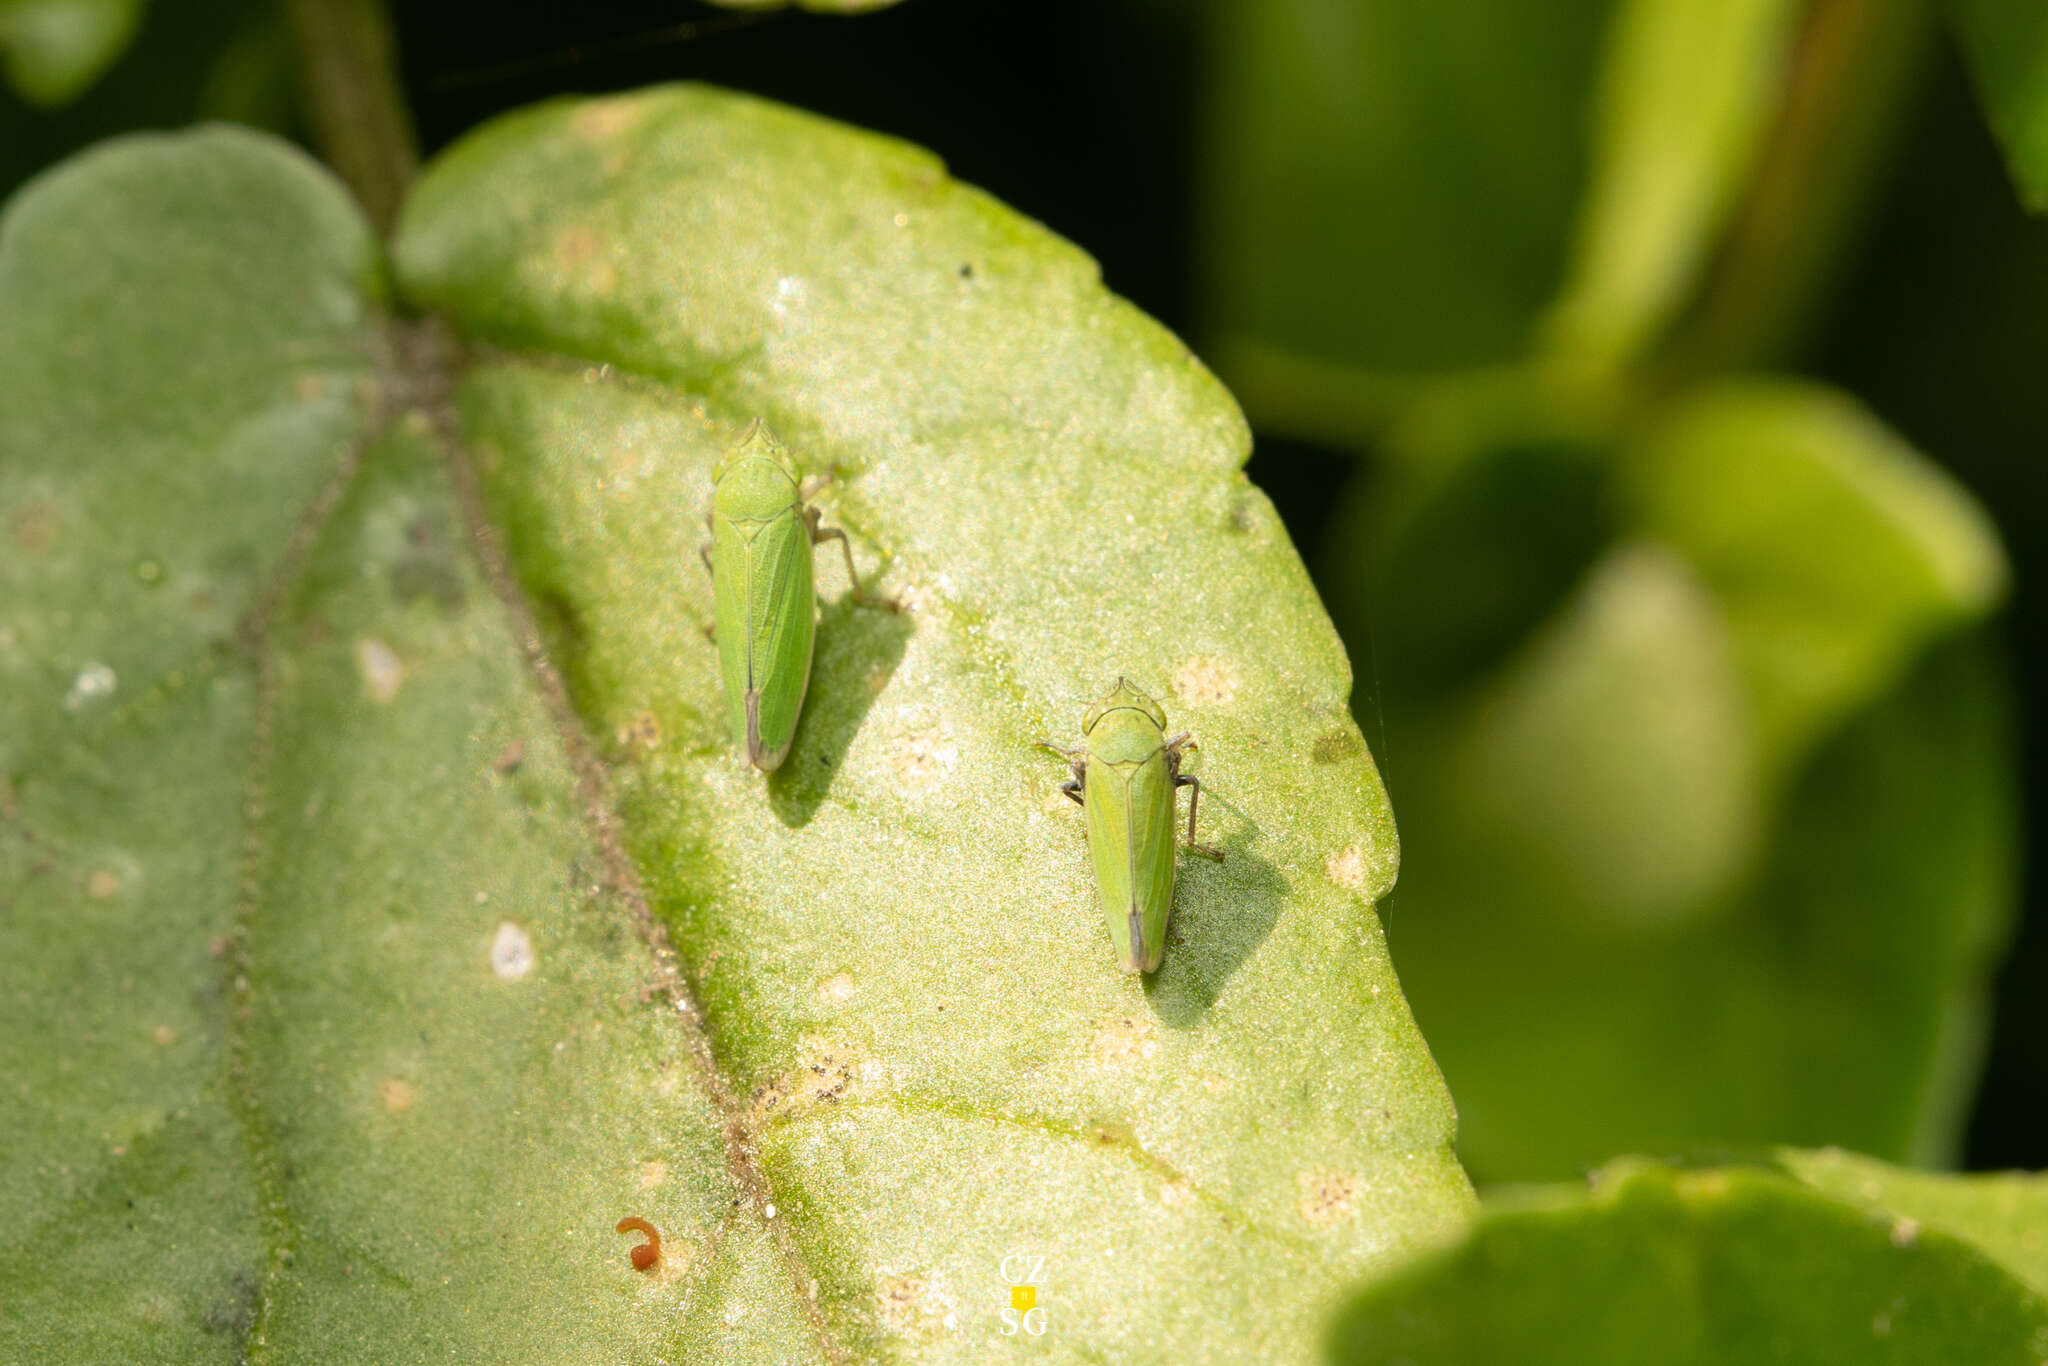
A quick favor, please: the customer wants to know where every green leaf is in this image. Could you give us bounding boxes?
[1327,1154,2048,1365]
[1778,1147,2048,1296]
[1197,0,1617,436]
[1624,381,2007,790]
[6,85,1473,1358]
[1336,379,2016,1180]
[1538,0,1804,369]
[1950,0,2048,212]
[0,0,144,104]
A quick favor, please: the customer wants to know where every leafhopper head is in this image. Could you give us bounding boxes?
[1083,676,1167,734]
[713,418,802,519]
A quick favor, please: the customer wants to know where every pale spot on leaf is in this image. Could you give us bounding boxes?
[875,1268,959,1339]
[818,971,856,1000]
[379,1078,417,1113]
[1297,1168,1364,1228]
[490,921,535,981]
[355,637,405,703]
[891,728,957,795]
[1325,843,1367,890]
[86,869,121,899]
[64,662,116,711]
[616,711,661,754]
[553,225,616,293]
[1173,654,1239,707]
[1090,1016,1159,1066]
[748,1040,860,1125]
[571,96,643,142]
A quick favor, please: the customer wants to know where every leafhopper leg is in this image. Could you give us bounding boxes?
[809,512,903,611]
[1034,741,1086,805]
[1167,734,1225,861]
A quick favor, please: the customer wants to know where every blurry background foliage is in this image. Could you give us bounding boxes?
[10,0,2048,1342]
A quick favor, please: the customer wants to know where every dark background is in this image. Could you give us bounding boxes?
[392,0,2048,1172]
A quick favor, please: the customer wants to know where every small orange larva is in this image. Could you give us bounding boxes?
[615,1216,661,1270]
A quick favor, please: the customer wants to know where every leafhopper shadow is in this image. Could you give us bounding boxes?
[767,591,913,828]
[1144,811,1284,1027]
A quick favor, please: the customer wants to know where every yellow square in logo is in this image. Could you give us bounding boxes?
[1010,1285,1036,1312]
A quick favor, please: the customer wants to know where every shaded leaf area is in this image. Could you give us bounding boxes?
[0,0,143,104]
[1328,377,2014,1181]
[0,129,792,1361]
[1950,0,2048,212]
[1779,1147,2048,1294]
[0,130,367,1356]
[394,83,1471,1362]
[242,422,768,1359]
[1327,1154,2048,1366]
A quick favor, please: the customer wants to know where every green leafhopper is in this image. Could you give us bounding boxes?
[1041,678,1220,973]
[703,420,894,771]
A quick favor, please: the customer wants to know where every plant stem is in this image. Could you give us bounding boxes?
[284,0,417,234]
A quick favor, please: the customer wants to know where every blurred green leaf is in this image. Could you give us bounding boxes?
[1780,1147,2048,1293]
[1625,382,2006,789]
[1336,379,2016,1180]
[0,0,290,201]
[191,7,291,131]
[1539,0,1803,369]
[1327,1154,2048,1365]
[5,82,1474,1357]
[1655,0,1934,375]
[0,124,743,1365]
[1199,0,1616,438]
[1949,0,2048,212]
[0,0,143,104]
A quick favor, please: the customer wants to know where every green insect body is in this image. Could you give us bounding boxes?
[1044,679,1212,973]
[705,420,885,772]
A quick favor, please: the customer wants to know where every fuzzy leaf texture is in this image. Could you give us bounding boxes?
[1328,1150,2048,1365]
[0,87,1471,1363]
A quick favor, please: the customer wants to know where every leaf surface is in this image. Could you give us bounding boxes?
[1328,1154,2048,1366]
[394,83,1471,1363]
[4,82,1472,1362]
